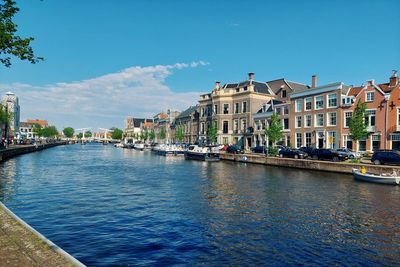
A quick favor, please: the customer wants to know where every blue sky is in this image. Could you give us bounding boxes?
[0,0,399,129]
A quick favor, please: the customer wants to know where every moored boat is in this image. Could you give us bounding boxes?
[352,168,400,185]
[185,145,220,161]
[133,141,145,151]
[152,144,185,156]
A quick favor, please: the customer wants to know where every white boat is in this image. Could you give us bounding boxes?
[133,141,145,151]
[352,168,400,185]
[185,145,220,161]
[114,143,124,148]
[152,144,185,156]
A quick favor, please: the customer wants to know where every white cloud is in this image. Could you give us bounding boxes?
[0,61,208,130]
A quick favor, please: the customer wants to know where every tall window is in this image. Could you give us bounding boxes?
[223,121,229,134]
[398,108,400,127]
[201,108,205,117]
[296,133,302,148]
[328,93,337,108]
[366,92,375,102]
[283,106,289,115]
[214,105,218,114]
[315,113,324,127]
[275,107,281,115]
[234,119,239,132]
[305,97,312,110]
[305,114,312,127]
[201,122,205,134]
[242,102,247,113]
[295,99,303,112]
[223,104,229,114]
[282,90,287,98]
[296,116,302,128]
[234,103,240,114]
[328,131,337,149]
[283,118,289,130]
[241,119,247,131]
[305,132,312,147]
[327,112,337,126]
[344,111,352,128]
[315,95,324,110]
[365,110,376,127]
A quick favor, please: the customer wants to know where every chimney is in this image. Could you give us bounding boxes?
[311,75,317,88]
[367,80,374,87]
[390,70,399,87]
[248,72,254,80]
[215,81,221,89]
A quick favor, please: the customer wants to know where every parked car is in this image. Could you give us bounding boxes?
[278,148,307,159]
[251,146,266,154]
[336,148,361,159]
[226,145,243,154]
[371,150,400,165]
[299,146,315,155]
[309,149,348,162]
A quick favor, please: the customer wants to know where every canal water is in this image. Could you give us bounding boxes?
[0,144,399,266]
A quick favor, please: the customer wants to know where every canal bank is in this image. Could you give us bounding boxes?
[220,153,400,174]
[0,141,84,267]
[0,141,68,162]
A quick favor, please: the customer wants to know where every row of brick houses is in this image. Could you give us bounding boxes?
[126,71,400,152]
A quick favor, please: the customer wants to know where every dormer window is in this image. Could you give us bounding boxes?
[236,88,240,93]
[243,87,248,91]
[282,90,287,98]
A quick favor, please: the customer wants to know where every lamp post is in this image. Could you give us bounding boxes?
[4,105,9,147]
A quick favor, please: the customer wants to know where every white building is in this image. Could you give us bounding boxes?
[1,92,20,139]
[19,122,36,139]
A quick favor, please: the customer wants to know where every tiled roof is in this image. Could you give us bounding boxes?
[222,80,272,94]
[20,122,33,127]
[176,105,198,119]
[256,99,283,114]
[133,118,152,128]
[348,86,362,96]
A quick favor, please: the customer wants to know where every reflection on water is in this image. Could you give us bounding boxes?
[0,144,399,266]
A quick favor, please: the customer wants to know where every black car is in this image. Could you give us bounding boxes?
[299,146,315,155]
[371,150,400,165]
[309,149,348,162]
[226,145,243,154]
[251,146,266,154]
[279,148,307,159]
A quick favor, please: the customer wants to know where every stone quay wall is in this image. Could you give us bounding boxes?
[0,142,67,162]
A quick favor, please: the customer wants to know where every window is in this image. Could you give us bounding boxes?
[305,97,312,111]
[315,113,324,127]
[295,99,303,112]
[328,93,337,108]
[296,133,302,148]
[201,108,205,117]
[296,116,302,128]
[223,121,229,134]
[256,120,262,131]
[223,104,229,114]
[305,132,312,147]
[283,106,289,115]
[283,118,289,130]
[222,137,228,145]
[282,90,287,98]
[241,119,247,131]
[327,112,337,126]
[234,119,239,132]
[234,103,240,114]
[398,108,400,127]
[315,95,324,110]
[366,92,374,102]
[328,131,336,149]
[242,102,247,113]
[344,111,352,128]
[365,110,376,127]
[207,106,212,116]
[201,122,205,134]
[275,107,281,115]
[214,105,218,114]
[305,114,312,127]
[243,87,248,91]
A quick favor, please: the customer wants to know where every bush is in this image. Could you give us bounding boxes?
[267,147,279,157]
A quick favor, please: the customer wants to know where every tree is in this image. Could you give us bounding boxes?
[0,0,43,67]
[149,130,156,141]
[63,127,74,138]
[207,121,217,144]
[33,123,42,137]
[159,127,166,142]
[266,112,283,146]
[78,131,92,139]
[40,126,58,137]
[112,128,123,140]
[175,125,184,143]
[0,104,11,125]
[142,129,149,142]
[349,100,368,151]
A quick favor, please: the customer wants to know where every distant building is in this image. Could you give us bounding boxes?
[19,122,36,139]
[125,117,153,138]
[1,92,20,139]
[172,105,199,143]
[27,119,48,128]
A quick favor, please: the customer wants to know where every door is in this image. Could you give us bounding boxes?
[317,132,324,149]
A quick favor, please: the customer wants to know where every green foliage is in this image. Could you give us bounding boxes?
[33,123,42,136]
[207,121,217,144]
[266,112,283,146]
[159,127,166,140]
[0,0,43,67]
[349,100,368,142]
[149,129,156,141]
[62,127,74,138]
[267,147,279,156]
[0,104,11,125]
[111,128,123,140]
[174,125,184,143]
[142,129,149,142]
[40,126,58,137]
[78,131,92,138]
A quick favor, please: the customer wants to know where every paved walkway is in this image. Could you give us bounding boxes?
[0,204,77,267]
